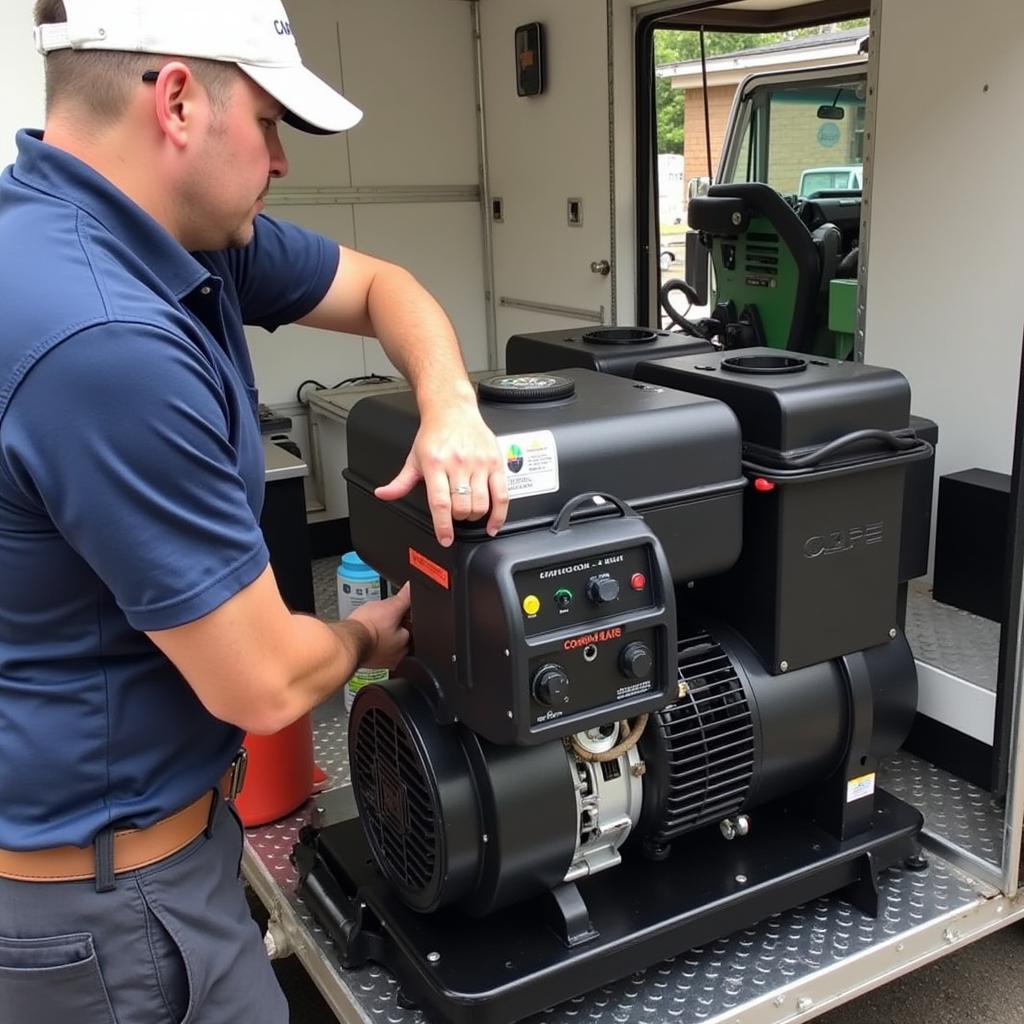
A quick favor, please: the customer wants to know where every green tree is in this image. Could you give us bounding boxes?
[654,21,867,154]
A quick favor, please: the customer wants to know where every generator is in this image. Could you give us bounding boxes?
[295,360,933,1024]
[505,324,713,378]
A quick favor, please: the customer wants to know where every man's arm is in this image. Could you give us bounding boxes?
[145,567,410,735]
[298,246,509,546]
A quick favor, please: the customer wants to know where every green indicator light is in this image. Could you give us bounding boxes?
[554,588,574,608]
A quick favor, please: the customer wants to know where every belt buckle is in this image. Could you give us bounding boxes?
[227,749,248,801]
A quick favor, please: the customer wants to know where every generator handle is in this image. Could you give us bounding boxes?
[550,492,639,534]
[770,428,921,470]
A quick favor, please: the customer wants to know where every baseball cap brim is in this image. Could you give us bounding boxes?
[239,61,362,135]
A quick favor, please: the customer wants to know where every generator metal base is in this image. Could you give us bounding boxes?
[295,790,923,1024]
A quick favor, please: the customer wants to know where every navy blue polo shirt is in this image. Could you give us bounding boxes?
[0,130,339,850]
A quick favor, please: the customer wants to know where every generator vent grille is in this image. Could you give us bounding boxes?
[745,231,780,276]
[649,630,755,841]
[351,706,438,894]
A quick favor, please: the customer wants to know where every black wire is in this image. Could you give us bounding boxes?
[700,27,713,183]
[295,373,398,405]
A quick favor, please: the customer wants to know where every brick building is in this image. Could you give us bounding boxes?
[659,28,866,193]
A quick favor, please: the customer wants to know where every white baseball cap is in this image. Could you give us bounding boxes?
[34,0,362,135]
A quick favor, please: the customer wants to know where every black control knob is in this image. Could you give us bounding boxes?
[587,576,620,605]
[532,664,571,707]
[620,642,653,680]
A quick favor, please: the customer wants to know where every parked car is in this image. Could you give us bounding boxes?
[798,164,863,196]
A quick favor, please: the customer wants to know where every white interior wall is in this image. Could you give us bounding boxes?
[479,0,616,344]
[250,0,488,406]
[0,6,46,166]
[613,0,639,323]
[865,0,1024,488]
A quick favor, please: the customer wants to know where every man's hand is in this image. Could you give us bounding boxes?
[344,583,412,670]
[296,249,510,545]
[374,401,509,547]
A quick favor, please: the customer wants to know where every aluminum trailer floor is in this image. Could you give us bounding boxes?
[241,562,1022,1023]
[242,696,1022,1024]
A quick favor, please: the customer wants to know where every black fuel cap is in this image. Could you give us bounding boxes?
[478,374,576,404]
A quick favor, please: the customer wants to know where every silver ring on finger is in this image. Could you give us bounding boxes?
[451,483,472,496]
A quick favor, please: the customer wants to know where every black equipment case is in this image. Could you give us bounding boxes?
[636,350,933,673]
[505,325,713,378]
[343,369,746,742]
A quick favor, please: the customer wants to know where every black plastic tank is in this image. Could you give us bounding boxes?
[636,350,933,673]
[505,326,713,378]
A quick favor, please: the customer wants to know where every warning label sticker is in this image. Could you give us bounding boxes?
[497,430,559,500]
[408,548,449,589]
[846,772,876,803]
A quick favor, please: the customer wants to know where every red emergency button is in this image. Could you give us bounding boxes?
[753,477,776,493]
[630,572,647,591]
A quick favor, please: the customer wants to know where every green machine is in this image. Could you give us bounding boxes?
[663,181,861,360]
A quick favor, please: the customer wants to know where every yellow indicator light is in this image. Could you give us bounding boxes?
[523,594,541,616]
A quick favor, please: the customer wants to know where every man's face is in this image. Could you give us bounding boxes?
[178,73,289,251]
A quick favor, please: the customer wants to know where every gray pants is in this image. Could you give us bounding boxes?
[0,794,288,1024]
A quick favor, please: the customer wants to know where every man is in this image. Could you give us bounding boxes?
[0,1,508,1021]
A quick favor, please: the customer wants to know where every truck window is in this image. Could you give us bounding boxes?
[721,77,867,196]
[650,23,868,318]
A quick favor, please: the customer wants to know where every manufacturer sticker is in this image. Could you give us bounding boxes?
[408,548,449,589]
[497,430,559,499]
[846,772,876,802]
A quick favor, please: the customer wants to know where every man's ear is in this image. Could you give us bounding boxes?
[152,62,196,149]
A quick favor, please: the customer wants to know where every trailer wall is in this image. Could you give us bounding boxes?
[1,6,45,167]
[865,0,1024,491]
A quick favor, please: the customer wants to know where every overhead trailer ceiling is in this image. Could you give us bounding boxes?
[653,0,870,30]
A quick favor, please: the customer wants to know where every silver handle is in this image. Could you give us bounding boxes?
[590,259,611,276]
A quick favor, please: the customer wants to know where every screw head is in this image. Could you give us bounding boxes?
[735,874,747,884]
[507,709,513,718]
[889,628,897,639]
[427,951,441,963]
[780,660,789,672]
[731,212,742,226]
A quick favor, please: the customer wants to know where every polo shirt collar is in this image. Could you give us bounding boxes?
[11,129,214,301]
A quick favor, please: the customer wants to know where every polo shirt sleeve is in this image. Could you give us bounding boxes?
[0,321,268,632]
[221,214,340,331]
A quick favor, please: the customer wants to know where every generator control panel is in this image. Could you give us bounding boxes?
[514,548,655,636]
[526,624,660,726]
[462,511,677,745]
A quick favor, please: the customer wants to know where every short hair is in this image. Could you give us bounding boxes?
[35,0,238,123]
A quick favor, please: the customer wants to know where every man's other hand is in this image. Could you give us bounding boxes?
[347,582,412,670]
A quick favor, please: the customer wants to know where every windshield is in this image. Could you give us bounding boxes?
[722,75,867,195]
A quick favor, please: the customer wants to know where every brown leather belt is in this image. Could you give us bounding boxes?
[0,752,248,883]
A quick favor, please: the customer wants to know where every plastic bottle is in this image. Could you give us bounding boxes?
[336,551,389,712]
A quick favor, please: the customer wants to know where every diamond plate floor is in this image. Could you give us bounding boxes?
[905,580,1000,692]
[240,560,1004,1023]
[246,707,989,1024]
